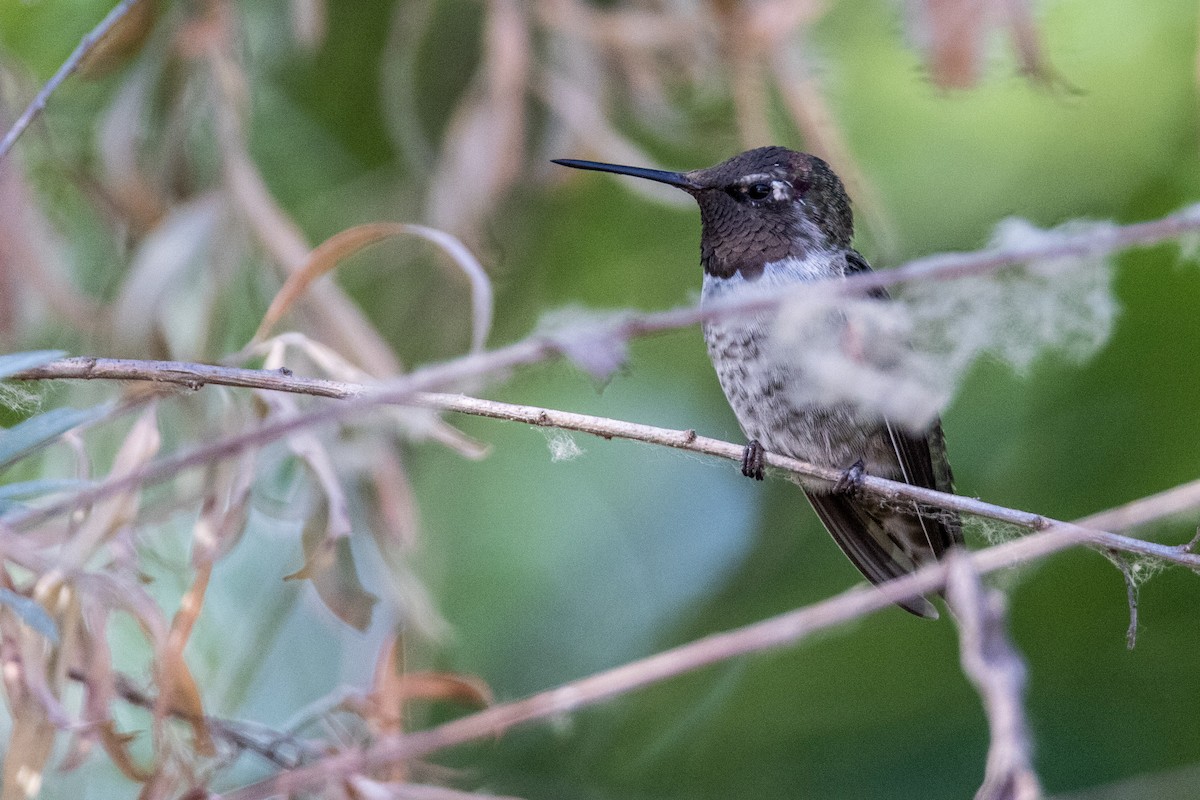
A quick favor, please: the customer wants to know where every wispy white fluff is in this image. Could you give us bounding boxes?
[542,429,585,462]
[537,305,630,382]
[772,217,1119,430]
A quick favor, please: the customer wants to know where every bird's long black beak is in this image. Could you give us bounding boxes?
[552,159,700,191]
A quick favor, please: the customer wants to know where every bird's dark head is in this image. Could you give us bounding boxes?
[553,146,854,280]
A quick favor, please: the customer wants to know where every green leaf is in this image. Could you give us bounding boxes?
[0,404,110,471]
[0,588,58,643]
[0,350,66,380]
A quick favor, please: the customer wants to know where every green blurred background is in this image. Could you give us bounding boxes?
[3,0,1200,797]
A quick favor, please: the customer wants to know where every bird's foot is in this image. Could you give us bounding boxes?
[741,440,765,481]
[833,459,866,494]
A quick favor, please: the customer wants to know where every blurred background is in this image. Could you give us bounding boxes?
[2,0,1200,797]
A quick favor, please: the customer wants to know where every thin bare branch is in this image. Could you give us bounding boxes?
[1076,477,1200,532]
[215,507,1194,800]
[10,357,1200,557]
[946,552,1042,800]
[65,668,319,769]
[11,356,360,398]
[0,0,145,162]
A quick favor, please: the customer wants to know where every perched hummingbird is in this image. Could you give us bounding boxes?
[553,146,962,617]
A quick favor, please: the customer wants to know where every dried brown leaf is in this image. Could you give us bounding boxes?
[155,558,215,757]
[285,500,379,631]
[63,605,138,777]
[250,224,494,352]
[251,222,493,354]
[220,131,407,377]
[367,448,421,553]
[194,456,256,563]
[356,634,490,779]
[368,635,407,735]
[98,722,151,783]
[275,401,353,541]
[917,0,989,88]
[77,0,161,78]
[0,580,68,798]
[1000,0,1056,83]
[907,0,1055,88]
[1,692,57,800]
[252,223,407,343]
[398,672,493,710]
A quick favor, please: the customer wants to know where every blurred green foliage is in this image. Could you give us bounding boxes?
[4,0,1200,798]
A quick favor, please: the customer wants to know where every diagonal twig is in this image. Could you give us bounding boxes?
[0,0,145,162]
[214,508,1191,800]
[10,357,1200,557]
[946,552,1043,800]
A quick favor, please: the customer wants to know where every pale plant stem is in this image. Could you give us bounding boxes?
[9,357,1200,550]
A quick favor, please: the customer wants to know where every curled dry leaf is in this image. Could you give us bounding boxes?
[361,633,492,786]
[251,223,494,356]
[196,456,257,563]
[64,604,148,780]
[77,0,161,78]
[0,579,55,800]
[156,558,216,758]
[218,121,409,378]
[396,672,493,711]
[263,391,354,541]
[285,499,379,631]
[1,689,57,800]
[366,447,421,553]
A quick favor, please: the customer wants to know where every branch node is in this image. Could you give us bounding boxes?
[1181,526,1200,554]
[946,552,1043,800]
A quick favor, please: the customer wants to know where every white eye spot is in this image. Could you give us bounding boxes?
[770,180,791,202]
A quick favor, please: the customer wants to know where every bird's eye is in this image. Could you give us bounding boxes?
[746,182,772,201]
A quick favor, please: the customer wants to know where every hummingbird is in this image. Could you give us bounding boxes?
[553,146,962,617]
